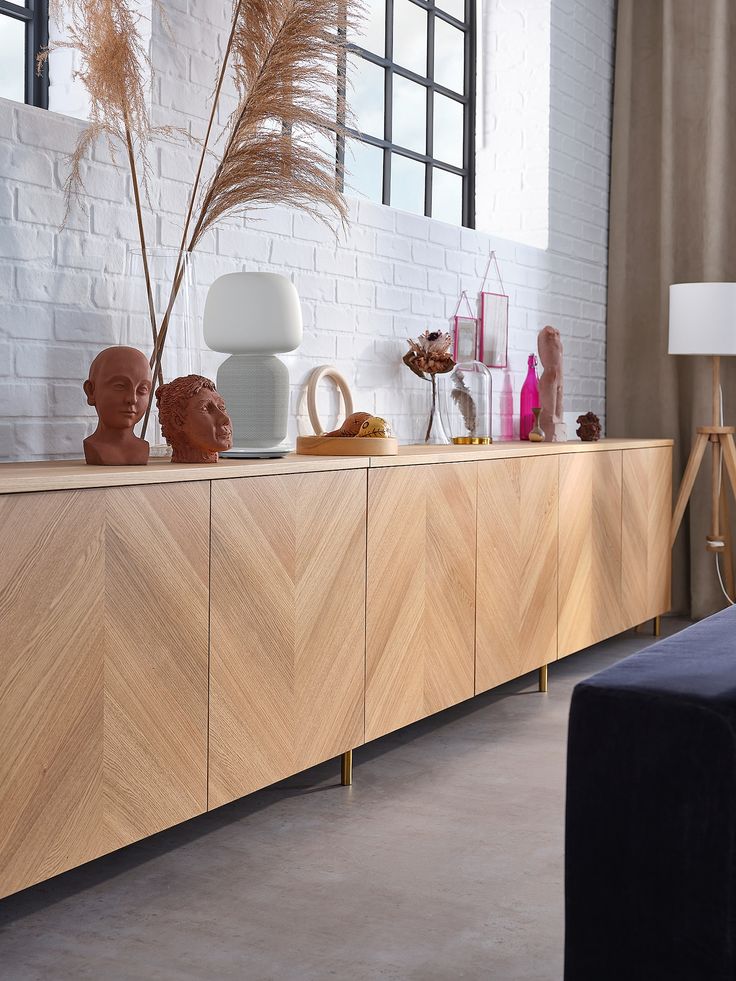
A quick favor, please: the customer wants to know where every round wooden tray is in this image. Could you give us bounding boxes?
[296,435,399,457]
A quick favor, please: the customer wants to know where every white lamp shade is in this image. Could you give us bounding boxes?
[204,272,303,354]
[669,283,736,355]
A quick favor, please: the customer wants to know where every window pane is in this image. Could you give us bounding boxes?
[392,75,426,154]
[433,93,464,167]
[391,153,425,215]
[0,16,25,104]
[434,18,464,93]
[351,0,385,57]
[393,0,427,77]
[432,168,463,225]
[436,1,465,20]
[348,54,385,140]
[346,139,384,203]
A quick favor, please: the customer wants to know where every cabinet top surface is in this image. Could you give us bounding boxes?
[0,439,673,495]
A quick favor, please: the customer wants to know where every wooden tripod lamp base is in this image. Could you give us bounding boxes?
[668,278,736,600]
[670,358,736,553]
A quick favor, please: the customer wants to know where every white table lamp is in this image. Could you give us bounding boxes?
[204,272,303,454]
[669,282,736,559]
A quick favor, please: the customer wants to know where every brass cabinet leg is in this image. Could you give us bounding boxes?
[653,616,661,637]
[341,750,353,786]
[539,664,548,693]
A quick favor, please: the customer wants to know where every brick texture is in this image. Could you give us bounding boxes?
[0,0,614,461]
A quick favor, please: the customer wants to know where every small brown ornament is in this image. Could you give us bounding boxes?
[576,411,602,442]
[324,411,372,437]
[355,416,393,439]
[529,407,545,442]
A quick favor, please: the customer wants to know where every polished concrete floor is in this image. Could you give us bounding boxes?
[0,619,687,981]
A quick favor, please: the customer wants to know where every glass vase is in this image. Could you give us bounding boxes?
[423,374,450,444]
[123,247,200,456]
[438,361,493,444]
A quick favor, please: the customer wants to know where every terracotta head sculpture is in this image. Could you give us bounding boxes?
[82,346,152,466]
[156,374,233,463]
[537,325,567,443]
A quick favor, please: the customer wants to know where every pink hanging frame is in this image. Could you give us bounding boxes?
[453,315,479,362]
[479,291,510,368]
[478,252,509,369]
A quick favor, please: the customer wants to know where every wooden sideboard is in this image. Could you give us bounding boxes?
[0,440,672,900]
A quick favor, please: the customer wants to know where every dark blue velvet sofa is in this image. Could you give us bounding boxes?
[565,606,736,981]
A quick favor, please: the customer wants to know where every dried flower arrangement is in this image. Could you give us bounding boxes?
[403,330,455,443]
[42,0,361,435]
[39,0,167,384]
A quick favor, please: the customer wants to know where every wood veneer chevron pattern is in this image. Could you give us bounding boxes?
[365,463,476,742]
[0,483,209,900]
[0,489,105,899]
[102,482,210,849]
[622,446,672,627]
[476,456,558,691]
[558,450,623,658]
[208,470,366,809]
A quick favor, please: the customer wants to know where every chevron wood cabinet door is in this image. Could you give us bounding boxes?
[365,463,476,742]
[0,489,106,900]
[102,482,210,849]
[621,446,672,627]
[476,456,558,692]
[0,482,209,900]
[558,450,624,658]
[209,470,367,809]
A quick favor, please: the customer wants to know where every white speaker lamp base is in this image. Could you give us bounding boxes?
[220,446,293,459]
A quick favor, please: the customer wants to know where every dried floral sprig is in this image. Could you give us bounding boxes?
[402,330,455,443]
[402,330,455,379]
[192,0,354,245]
[145,0,362,434]
[40,0,169,381]
[41,0,155,202]
[44,0,363,439]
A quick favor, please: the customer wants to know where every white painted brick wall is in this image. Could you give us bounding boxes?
[0,0,614,461]
[477,0,552,249]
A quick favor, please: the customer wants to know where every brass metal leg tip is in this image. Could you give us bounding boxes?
[340,750,353,786]
[653,616,661,638]
[538,664,548,693]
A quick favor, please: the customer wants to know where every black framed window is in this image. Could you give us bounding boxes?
[343,0,475,227]
[0,0,49,109]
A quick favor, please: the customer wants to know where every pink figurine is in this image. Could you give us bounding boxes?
[538,325,567,442]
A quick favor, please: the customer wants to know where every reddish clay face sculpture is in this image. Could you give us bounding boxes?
[83,346,152,466]
[156,374,233,463]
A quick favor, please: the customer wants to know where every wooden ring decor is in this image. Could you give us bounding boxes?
[298,364,398,457]
[306,365,354,436]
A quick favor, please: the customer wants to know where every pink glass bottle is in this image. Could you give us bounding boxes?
[519,354,539,440]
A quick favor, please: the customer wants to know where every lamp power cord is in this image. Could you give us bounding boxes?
[715,383,735,605]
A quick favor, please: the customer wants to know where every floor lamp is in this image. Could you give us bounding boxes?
[669,283,736,597]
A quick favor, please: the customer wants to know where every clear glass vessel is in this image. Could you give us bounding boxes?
[438,360,493,444]
[422,374,450,444]
[123,247,201,455]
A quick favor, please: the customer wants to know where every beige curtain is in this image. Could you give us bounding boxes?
[607,0,736,618]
